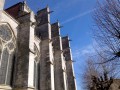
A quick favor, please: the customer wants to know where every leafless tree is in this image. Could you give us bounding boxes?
[82,0,120,89]
[93,0,120,64]
[82,55,119,90]
[82,57,99,90]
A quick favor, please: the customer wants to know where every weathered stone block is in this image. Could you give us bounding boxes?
[37,7,50,26]
[51,22,60,38]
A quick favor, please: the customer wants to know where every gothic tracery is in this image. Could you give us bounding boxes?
[34,44,40,90]
[0,24,16,85]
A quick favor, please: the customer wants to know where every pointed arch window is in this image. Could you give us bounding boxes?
[0,48,9,84]
[34,44,40,90]
[0,24,16,86]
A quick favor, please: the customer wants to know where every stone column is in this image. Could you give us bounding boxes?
[13,12,36,90]
[0,0,5,21]
[62,36,76,90]
[0,0,5,11]
[36,7,54,90]
[51,22,67,90]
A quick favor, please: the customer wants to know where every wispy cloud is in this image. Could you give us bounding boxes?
[53,0,83,11]
[72,41,97,60]
[81,44,95,55]
[61,8,97,24]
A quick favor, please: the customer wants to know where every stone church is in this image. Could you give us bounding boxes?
[0,0,76,90]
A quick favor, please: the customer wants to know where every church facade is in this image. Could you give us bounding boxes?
[0,0,76,90]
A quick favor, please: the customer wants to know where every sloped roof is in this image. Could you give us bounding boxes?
[5,2,22,19]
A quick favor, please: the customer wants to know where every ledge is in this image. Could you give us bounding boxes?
[0,85,12,90]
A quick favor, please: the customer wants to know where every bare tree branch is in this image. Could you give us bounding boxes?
[93,0,120,64]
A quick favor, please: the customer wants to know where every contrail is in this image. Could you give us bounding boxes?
[61,8,97,24]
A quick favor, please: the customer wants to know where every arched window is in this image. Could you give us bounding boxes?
[34,60,38,90]
[0,48,9,84]
[0,24,16,86]
[0,39,2,59]
[34,44,40,90]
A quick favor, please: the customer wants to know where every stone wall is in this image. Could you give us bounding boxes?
[36,7,55,90]
[13,12,35,89]
[62,36,76,90]
[0,0,5,10]
[51,22,67,90]
[0,0,5,21]
[0,1,76,90]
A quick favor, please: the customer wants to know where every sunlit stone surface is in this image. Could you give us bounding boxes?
[0,1,76,90]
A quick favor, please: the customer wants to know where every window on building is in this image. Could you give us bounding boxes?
[0,48,9,84]
[0,24,16,86]
[34,44,40,90]
[34,61,38,90]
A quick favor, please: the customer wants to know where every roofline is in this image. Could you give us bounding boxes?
[5,2,23,10]
[37,7,49,14]
[62,36,69,39]
[51,22,59,25]
[3,11,19,24]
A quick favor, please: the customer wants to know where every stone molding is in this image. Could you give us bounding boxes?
[0,85,12,90]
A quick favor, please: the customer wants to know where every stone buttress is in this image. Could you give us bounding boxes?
[62,36,76,90]
[0,1,77,90]
[51,22,67,90]
[13,11,36,90]
[35,7,55,90]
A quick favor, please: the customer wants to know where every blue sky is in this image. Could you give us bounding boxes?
[5,0,97,90]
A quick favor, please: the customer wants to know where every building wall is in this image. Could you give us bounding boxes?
[0,1,76,90]
[1,11,18,36]
[0,0,5,21]
[62,36,76,90]
[0,0,5,10]
[51,22,67,90]
[13,12,36,89]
